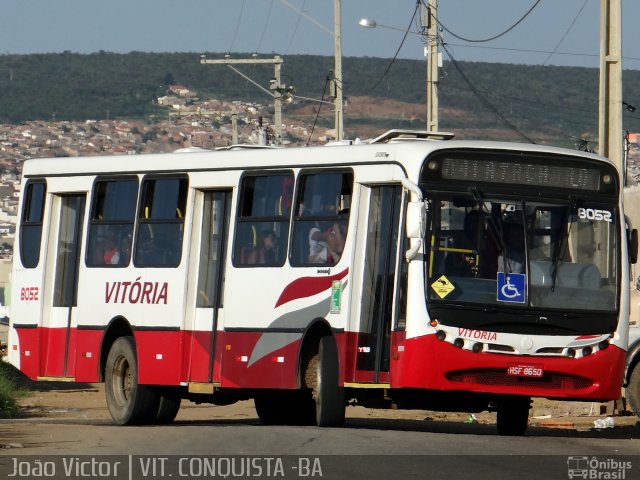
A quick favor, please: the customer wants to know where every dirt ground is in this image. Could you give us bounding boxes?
[6,380,639,435]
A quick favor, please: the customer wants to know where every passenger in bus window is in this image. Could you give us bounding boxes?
[326,222,346,265]
[241,246,259,265]
[309,220,346,265]
[96,229,120,265]
[257,230,278,265]
[498,224,526,274]
[308,223,328,264]
[447,209,500,278]
[278,176,293,216]
[445,210,480,277]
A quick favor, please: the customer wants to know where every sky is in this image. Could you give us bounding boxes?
[0,0,638,70]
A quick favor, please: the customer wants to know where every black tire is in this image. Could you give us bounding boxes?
[254,390,315,425]
[626,361,640,418]
[496,397,531,436]
[104,336,159,425]
[305,335,345,427]
[254,394,288,425]
[155,388,182,424]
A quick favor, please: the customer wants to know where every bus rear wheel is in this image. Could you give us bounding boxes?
[154,388,182,424]
[496,397,531,436]
[105,336,159,425]
[254,391,315,425]
[626,362,640,418]
[304,335,345,427]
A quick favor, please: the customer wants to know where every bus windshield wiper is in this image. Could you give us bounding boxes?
[550,205,573,292]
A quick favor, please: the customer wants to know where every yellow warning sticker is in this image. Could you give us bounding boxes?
[431,275,455,298]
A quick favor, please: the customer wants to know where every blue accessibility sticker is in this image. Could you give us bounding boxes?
[497,273,526,303]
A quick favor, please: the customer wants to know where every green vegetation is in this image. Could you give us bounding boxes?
[0,361,26,417]
[0,52,639,143]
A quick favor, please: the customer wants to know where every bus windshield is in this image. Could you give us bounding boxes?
[426,193,618,313]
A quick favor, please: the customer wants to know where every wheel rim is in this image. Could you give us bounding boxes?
[306,355,320,402]
[112,355,132,406]
[315,358,322,404]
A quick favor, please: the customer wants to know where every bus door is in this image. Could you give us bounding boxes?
[353,185,403,384]
[41,194,86,378]
[185,190,231,385]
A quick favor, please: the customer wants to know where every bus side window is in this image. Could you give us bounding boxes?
[134,176,188,268]
[290,171,353,266]
[86,177,138,268]
[233,172,293,267]
[19,180,47,268]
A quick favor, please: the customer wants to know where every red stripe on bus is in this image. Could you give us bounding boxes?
[574,335,600,340]
[274,268,348,308]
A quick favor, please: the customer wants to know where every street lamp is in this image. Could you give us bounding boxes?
[358,18,376,29]
[358,18,419,34]
[358,1,440,132]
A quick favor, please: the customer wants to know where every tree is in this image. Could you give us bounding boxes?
[164,72,175,86]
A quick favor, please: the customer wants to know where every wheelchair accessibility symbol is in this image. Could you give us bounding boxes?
[497,273,526,303]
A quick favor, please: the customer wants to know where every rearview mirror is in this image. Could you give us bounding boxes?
[405,201,426,261]
[406,201,425,239]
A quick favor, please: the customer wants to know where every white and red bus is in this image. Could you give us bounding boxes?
[6,130,634,434]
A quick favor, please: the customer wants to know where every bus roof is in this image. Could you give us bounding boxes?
[20,133,615,180]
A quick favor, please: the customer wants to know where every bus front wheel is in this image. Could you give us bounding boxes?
[105,336,159,425]
[496,397,531,436]
[304,335,345,427]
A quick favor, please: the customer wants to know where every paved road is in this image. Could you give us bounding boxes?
[2,418,640,480]
[2,403,640,480]
[1,381,639,480]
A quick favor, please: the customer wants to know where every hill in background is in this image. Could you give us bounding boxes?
[1,52,639,147]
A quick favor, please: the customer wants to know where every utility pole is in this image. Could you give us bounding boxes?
[231,110,239,145]
[333,0,344,141]
[200,55,285,145]
[278,0,344,140]
[598,0,623,171]
[421,0,439,131]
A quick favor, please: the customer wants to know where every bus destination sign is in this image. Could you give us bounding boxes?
[441,158,601,191]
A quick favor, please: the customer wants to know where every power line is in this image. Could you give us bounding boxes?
[256,0,275,54]
[278,0,333,36]
[439,79,604,133]
[440,42,535,143]
[443,43,640,64]
[437,0,542,43]
[542,0,588,66]
[284,0,307,55]
[229,0,246,53]
[306,73,331,146]
[442,86,596,121]
[225,65,274,98]
[363,1,420,95]
[445,42,596,58]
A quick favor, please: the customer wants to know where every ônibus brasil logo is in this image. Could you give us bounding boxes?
[567,456,632,479]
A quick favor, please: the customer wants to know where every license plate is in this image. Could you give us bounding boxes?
[507,363,544,378]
